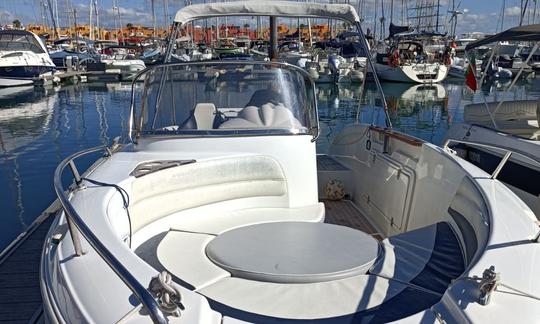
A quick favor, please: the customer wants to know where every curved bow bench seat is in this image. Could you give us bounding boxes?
[150,221,465,322]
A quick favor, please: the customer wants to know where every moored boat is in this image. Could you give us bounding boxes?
[40,2,540,324]
[0,30,55,87]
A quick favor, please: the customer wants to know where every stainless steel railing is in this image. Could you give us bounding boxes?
[53,146,167,324]
[443,138,540,180]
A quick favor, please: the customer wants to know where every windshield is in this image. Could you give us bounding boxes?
[131,62,318,139]
[0,33,45,53]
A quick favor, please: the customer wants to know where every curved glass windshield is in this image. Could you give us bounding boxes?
[0,33,45,54]
[132,62,318,138]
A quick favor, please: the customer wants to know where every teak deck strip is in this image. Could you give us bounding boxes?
[323,199,383,241]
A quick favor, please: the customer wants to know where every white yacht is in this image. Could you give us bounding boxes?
[41,2,540,324]
[0,30,55,87]
[374,40,449,83]
[100,45,146,81]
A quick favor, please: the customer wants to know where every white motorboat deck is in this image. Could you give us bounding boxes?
[36,3,540,323]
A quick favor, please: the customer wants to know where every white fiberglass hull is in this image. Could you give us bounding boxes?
[101,59,146,80]
[445,123,540,218]
[375,62,448,83]
[0,51,55,87]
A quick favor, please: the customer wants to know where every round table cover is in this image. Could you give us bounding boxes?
[206,222,380,283]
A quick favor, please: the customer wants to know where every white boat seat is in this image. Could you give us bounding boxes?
[193,103,217,130]
[198,275,410,320]
[156,204,324,290]
[169,203,325,235]
[157,231,229,290]
[369,222,465,295]
[156,221,462,322]
[157,227,432,321]
[129,155,288,232]
[218,103,304,129]
[179,103,218,130]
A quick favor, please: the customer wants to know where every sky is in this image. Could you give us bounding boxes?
[0,0,537,36]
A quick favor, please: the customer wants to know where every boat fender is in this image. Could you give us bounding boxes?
[388,50,399,67]
[325,179,345,201]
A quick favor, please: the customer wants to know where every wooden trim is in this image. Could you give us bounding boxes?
[370,126,423,147]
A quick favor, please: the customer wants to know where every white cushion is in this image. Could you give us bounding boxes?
[194,103,216,130]
[129,155,287,232]
[198,275,408,319]
[219,103,303,129]
[169,203,325,235]
[157,231,229,290]
[370,224,436,283]
[157,204,324,290]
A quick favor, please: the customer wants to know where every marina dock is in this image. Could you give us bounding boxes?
[33,69,125,87]
[0,202,59,323]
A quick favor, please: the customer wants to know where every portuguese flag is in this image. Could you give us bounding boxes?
[465,52,477,92]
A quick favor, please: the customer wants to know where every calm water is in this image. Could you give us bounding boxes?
[1,79,539,250]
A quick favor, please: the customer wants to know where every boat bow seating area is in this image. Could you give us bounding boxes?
[110,151,471,322]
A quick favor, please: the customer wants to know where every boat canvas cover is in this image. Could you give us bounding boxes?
[465,24,540,50]
[174,1,360,25]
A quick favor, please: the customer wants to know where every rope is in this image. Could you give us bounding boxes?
[464,266,540,305]
[81,177,133,248]
[498,283,540,302]
[149,271,183,317]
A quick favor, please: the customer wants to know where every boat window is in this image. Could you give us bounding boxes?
[0,34,45,54]
[132,62,317,138]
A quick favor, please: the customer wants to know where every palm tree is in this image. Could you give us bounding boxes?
[126,23,134,36]
[12,19,21,29]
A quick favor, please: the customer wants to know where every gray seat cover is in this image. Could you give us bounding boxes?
[206,222,380,283]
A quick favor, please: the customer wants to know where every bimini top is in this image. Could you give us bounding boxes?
[465,24,540,51]
[173,1,360,25]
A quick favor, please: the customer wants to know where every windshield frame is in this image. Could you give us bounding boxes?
[129,61,319,142]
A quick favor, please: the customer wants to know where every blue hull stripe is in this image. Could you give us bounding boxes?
[0,66,54,79]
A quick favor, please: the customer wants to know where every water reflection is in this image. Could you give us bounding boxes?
[317,81,464,151]
[0,79,538,251]
[0,87,56,154]
[0,83,133,250]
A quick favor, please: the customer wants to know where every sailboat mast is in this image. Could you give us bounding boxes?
[89,0,93,40]
[520,0,529,26]
[151,0,157,38]
[164,0,169,28]
[390,0,394,25]
[54,0,59,34]
[534,0,538,24]
[501,0,506,31]
[436,0,440,32]
[373,0,378,40]
[46,0,59,39]
[95,1,100,40]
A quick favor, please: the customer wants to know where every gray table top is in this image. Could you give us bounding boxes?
[206,222,380,283]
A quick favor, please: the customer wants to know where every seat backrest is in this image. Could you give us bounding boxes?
[219,103,303,129]
[129,155,288,232]
[194,103,217,130]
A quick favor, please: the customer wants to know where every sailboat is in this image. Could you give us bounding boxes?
[40,2,540,323]
[374,27,449,83]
